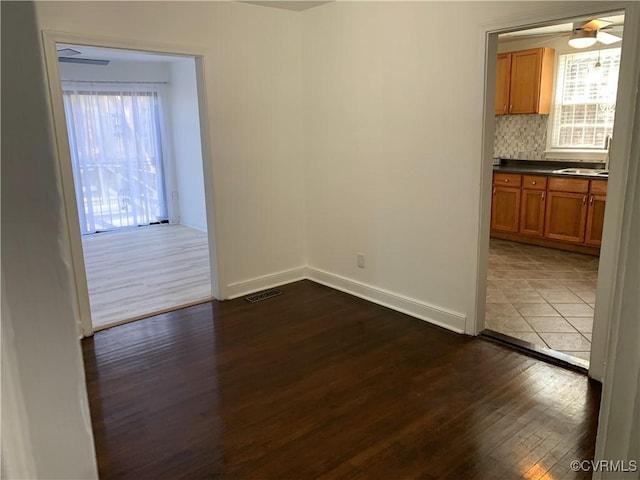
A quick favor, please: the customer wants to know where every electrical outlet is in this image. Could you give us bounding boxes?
[357,253,365,269]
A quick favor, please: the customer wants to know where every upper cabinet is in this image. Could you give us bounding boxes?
[495,48,555,116]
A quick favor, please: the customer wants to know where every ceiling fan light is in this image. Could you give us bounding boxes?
[568,29,598,48]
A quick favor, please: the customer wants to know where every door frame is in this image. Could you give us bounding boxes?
[473,2,640,382]
[41,30,225,337]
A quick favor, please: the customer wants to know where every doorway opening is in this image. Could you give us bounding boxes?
[53,43,217,332]
[480,11,626,370]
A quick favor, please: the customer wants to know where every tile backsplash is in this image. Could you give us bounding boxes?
[494,114,548,160]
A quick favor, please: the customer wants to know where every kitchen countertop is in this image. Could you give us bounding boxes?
[493,159,608,179]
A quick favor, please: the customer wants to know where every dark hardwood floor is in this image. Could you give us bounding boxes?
[82,280,601,479]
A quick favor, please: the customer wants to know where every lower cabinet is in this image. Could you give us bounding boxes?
[491,173,522,232]
[491,186,521,232]
[585,180,608,246]
[544,191,587,243]
[519,175,547,237]
[544,177,589,243]
[491,172,606,251]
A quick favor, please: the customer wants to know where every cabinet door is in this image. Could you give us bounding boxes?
[544,191,587,243]
[509,49,541,114]
[585,194,606,246]
[495,54,511,115]
[491,186,521,233]
[520,189,546,236]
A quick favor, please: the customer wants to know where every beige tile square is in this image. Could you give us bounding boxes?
[539,332,591,351]
[559,351,591,362]
[486,290,509,303]
[565,317,594,334]
[528,279,569,291]
[574,291,596,303]
[493,280,534,292]
[508,331,546,347]
[502,291,546,303]
[538,290,584,303]
[514,303,559,317]
[486,303,520,317]
[485,316,532,333]
[563,280,597,291]
[525,316,578,333]
[551,303,594,317]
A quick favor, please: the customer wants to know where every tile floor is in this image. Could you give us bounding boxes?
[485,238,598,363]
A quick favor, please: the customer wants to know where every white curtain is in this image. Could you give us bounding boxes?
[62,82,168,234]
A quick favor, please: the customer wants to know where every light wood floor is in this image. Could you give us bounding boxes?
[82,224,212,331]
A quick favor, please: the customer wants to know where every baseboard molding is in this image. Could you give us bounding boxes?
[178,221,207,233]
[226,266,308,300]
[306,267,466,334]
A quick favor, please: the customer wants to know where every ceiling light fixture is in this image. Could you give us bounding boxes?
[568,29,598,48]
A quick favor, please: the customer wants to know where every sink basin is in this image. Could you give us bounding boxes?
[552,168,609,176]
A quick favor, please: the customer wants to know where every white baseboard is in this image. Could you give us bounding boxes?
[306,267,466,333]
[178,221,207,233]
[226,266,308,299]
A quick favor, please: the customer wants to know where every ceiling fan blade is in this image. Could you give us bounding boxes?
[597,31,622,45]
[58,57,110,66]
[581,18,613,31]
[57,48,81,58]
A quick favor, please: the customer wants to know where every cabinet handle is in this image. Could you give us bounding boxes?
[509,105,513,113]
[493,187,496,195]
[541,191,545,201]
[532,181,536,185]
[504,179,509,182]
[503,105,507,113]
[589,194,594,205]
[583,195,587,204]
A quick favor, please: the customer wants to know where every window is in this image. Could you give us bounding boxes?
[63,83,168,234]
[549,48,621,151]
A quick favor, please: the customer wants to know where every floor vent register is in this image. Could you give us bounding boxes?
[245,289,283,303]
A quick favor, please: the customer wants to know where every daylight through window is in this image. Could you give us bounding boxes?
[550,48,621,150]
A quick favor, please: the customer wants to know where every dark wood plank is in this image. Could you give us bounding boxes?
[82,280,601,479]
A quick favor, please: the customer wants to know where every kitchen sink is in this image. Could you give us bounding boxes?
[552,168,609,176]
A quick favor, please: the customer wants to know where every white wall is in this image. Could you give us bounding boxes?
[302,1,527,330]
[1,2,98,477]
[36,1,306,297]
[168,58,208,231]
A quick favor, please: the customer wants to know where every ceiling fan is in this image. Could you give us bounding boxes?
[57,48,110,66]
[567,18,622,48]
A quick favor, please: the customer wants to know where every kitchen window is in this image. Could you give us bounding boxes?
[547,48,621,158]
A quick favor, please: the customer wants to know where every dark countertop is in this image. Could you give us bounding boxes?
[493,159,608,179]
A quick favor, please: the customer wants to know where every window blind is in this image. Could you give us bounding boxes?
[550,48,621,150]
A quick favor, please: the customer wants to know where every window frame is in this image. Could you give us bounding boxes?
[545,45,621,162]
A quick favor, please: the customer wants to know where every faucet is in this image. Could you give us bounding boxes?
[604,135,612,171]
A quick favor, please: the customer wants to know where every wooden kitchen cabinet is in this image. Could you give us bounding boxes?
[491,173,521,233]
[495,48,555,115]
[519,175,547,237]
[491,172,606,254]
[585,180,608,246]
[495,54,512,115]
[544,177,589,243]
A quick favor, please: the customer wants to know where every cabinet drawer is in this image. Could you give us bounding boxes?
[493,173,522,187]
[522,175,547,190]
[590,179,608,195]
[548,177,589,193]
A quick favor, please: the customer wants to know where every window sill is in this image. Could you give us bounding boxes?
[544,150,607,162]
